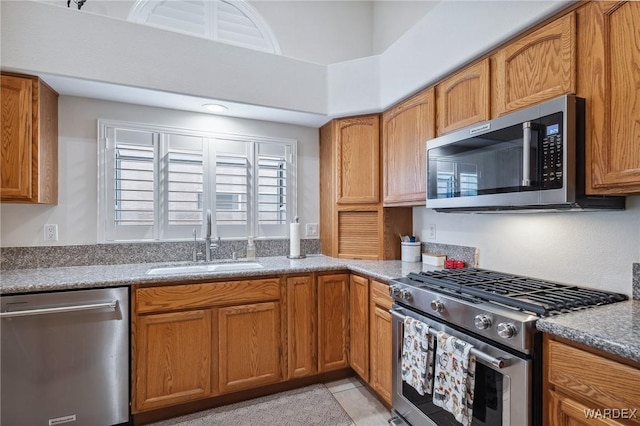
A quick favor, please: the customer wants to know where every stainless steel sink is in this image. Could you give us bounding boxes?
[146,262,264,275]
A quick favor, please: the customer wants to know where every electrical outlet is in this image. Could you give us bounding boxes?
[305,223,318,237]
[427,224,436,240]
[44,224,58,242]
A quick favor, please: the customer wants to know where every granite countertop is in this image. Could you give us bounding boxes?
[2,255,638,364]
[537,300,640,363]
[0,254,429,295]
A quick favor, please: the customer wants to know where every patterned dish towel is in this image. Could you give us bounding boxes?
[432,331,477,426]
[401,317,434,395]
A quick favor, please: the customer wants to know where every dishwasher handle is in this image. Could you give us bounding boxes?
[0,300,118,318]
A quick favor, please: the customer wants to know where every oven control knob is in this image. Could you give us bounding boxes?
[389,285,401,297]
[497,322,518,339]
[399,289,412,300]
[430,300,445,313]
[474,314,492,330]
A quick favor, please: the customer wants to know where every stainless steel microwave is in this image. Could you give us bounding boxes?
[426,95,624,212]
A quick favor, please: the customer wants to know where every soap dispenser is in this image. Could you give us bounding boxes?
[246,236,256,261]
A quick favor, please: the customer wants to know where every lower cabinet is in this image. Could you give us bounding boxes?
[545,335,640,426]
[349,275,370,381]
[132,272,393,415]
[218,302,282,393]
[132,278,282,413]
[286,275,317,378]
[317,273,350,372]
[348,274,393,405]
[369,279,393,405]
[135,309,213,412]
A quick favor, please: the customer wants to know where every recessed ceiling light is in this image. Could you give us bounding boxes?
[202,103,228,113]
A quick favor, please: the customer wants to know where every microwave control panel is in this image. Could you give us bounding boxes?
[540,117,563,189]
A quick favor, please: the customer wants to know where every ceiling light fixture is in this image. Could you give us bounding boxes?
[202,104,228,113]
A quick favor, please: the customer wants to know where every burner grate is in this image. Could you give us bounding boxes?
[408,268,627,316]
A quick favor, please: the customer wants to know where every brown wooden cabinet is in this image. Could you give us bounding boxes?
[132,278,282,413]
[493,12,576,116]
[579,1,640,194]
[286,275,317,379]
[135,309,213,412]
[218,302,282,393]
[335,115,380,204]
[381,87,435,206]
[369,279,393,405]
[545,335,640,426]
[0,73,58,203]
[349,274,369,381]
[317,273,349,372]
[320,115,412,260]
[436,59,490,135]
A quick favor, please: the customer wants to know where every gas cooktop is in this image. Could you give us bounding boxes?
[389,268,629,354]
[405,268,627,317]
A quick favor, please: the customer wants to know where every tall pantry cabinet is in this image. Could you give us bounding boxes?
[319,114,412,260]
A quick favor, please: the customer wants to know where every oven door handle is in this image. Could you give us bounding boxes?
[391,310,510,369]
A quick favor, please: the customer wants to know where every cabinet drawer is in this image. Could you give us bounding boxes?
[136,278,280,314]
[370,280,392,310]
[547,339,640,411]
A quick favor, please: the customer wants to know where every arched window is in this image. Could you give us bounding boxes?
[128,0,281,54]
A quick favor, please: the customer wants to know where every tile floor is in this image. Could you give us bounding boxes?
[325,377,393,426]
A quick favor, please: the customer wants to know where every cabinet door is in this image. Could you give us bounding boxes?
[549,390,626,426]
[218,302,282,393]
[382,87,434,206]
[336,115,380,204]
[349,275,369,381]
[317,273,349,372]
[286,275,316,379]
[370,280,393,404]
[0,75,32,200]
[494,12,576,116]
[134,309,212,412]
[436,59,490,135]
[582,1,640,193]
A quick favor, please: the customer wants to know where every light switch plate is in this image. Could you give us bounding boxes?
[306,223,318,237]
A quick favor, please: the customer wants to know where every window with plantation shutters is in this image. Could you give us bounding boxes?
[99,121,296,242]
[255,142,291,237]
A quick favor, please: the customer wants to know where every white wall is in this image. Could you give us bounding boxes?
[0,97,320,247]
[372,1,439,55]
[414,197,640,295]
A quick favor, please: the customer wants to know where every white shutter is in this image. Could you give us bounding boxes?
[128,0,281,54]
[255,143,292,238]
[213,139,251,238]
[161,133,207,239]
[104,128,158,241]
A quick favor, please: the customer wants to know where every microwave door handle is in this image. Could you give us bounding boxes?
[522,121,532,186]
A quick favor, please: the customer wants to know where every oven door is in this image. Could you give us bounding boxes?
[391,304,532,426]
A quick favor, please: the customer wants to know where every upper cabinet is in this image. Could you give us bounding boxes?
[334,115,380,204]
[382,87,435,206]
[493,12,576,116]
[1,73,58,204]
[320,115,412,260]
[436,59,490,135]
[579,1,640,194]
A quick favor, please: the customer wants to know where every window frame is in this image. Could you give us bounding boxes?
[98,119,297,242]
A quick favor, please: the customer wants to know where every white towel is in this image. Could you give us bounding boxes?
[401,317,434,395]
[432,331,476,426]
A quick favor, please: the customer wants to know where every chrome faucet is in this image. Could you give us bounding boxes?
[205,209,221,262]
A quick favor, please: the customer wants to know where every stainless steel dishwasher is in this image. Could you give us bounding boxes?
[1,287,129,426]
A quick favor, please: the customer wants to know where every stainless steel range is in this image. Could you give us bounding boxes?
[389,268,627,426]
